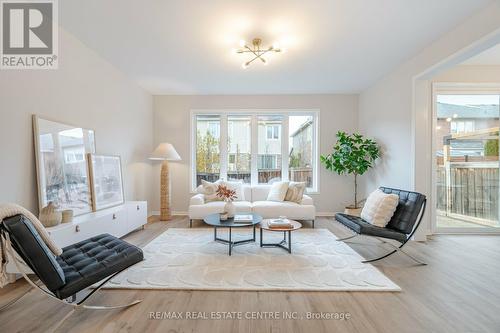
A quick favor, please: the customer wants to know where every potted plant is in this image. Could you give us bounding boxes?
[216,184,237,220]
[320,131,380,216]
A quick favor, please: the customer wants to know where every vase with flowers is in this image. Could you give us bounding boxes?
[216,184,237,220]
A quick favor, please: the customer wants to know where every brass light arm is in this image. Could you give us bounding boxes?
[236,38,283,68]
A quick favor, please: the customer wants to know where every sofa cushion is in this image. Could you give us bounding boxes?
[252,201,315,220]
[267,181,289,202]
[335,213,407,243]
[243,186,252,202]
[251,185,271,201]
[188,201,252,219]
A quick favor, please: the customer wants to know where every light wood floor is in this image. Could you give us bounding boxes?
[1,216,500,333]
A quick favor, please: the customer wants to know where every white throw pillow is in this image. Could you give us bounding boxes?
[361,189,399,227]
[220,180,245,201]
[267,181,290,202]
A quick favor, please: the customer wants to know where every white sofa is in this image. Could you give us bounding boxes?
[188,184,316,228]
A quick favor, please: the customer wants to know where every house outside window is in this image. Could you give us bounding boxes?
[192,110,319,191]
[266,125,280,140]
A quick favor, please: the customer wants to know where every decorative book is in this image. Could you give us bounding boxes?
[233,214,253,223]
[268,218,293,229]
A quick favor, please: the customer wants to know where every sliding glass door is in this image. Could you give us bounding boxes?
[434,90,500,232]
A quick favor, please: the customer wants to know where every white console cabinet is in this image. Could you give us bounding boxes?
[45,201,147,248]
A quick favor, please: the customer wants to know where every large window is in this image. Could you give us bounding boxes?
[195,115,220,185]
[192,110,319,191]
[227,116,251,183]
[258,116,283,184]
[434,92,500,231]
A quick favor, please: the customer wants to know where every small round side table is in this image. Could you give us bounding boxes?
[259,219,302,253]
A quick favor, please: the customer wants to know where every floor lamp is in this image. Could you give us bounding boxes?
[149,143,181,221]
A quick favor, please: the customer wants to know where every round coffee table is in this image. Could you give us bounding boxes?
[203,213,262,255]
[259,219,302,253]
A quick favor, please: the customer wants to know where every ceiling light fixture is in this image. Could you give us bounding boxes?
[236,38,282,68]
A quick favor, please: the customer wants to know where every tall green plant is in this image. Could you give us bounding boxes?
[320,131,380,208]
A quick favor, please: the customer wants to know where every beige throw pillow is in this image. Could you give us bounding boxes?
[284,182,306,203]
[267,181,289,202]
[200,179,223,202]
[361,189,399,227]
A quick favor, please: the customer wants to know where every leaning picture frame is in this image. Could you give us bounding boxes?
[33,115,96,216]
[88,154,125,211]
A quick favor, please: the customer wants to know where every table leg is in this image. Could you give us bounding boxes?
[288,230,292,253]
[260,227,263,247]
[214,227,217,241]
[229,227,232,256]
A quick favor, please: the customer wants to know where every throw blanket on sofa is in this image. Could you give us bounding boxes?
[0,203,63,287]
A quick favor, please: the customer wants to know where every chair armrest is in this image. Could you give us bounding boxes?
[189,194,205,206]
[301,194,314,205]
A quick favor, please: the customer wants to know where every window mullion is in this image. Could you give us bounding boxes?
[251,115,258,185]
[220,114,228,181]
[282,116,289,181]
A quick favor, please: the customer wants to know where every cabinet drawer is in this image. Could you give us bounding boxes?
[96,208,127,237]
[127,202,147,232]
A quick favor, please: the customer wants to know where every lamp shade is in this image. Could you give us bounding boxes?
[149,143,181,161]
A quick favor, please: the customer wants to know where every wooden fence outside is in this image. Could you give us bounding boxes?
[196,167,313,187]
[437,163,499,222]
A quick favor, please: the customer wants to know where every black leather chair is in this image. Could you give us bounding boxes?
[0,214,144,328]
[335,187,427,265]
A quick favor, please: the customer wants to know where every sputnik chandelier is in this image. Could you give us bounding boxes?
[235,38,283,69]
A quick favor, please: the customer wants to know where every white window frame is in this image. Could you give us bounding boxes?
[432,83,500,234]
[190,109,320,193]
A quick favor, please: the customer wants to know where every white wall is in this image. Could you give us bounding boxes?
[153,94,359,215]
[358,2,500,239]
[433,65,500,83]
[0,28,154,214]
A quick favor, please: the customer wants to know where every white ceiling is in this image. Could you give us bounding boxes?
[462,43,500,65]
[60,0,493,94]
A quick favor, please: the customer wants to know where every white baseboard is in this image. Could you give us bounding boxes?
[316,212,336,217]
[151,211,188,216]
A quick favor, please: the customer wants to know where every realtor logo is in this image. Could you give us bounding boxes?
[1,0,58,69]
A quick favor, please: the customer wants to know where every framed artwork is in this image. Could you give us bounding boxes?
[88,154,125,211]
[33,115,96,216]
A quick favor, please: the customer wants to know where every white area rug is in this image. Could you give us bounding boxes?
[104,228,400,291]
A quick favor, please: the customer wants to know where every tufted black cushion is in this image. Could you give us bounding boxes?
[335,213,407,243]
[2,215,66,292]
[55,233,143,299]
[335,187,426,243]
[379,187,426,234]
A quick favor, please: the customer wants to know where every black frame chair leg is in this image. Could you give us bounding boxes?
[312,220,315,228]
[189,219,193,228]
